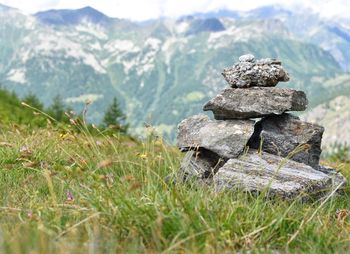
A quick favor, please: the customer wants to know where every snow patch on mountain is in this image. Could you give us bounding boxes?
[137,51,157,75]
[137,63,154,75]
[23,16,37,30]
[175,22,189,34]
[105,39,140,53]
[208,25,263,49]
[76,22,108,40]
[66,94,104,104]
[90,42,102,50]
[123,59,138,73]
[145,38,162,50]
[162,37,177,68]
[117,38,162,76]
[7,68,27,84]
[162,37,188,67]
[34,34,106,73]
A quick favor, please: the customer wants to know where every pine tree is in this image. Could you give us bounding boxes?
[47,95,69,123]
[102,97,128,133]
[23,93,44,111]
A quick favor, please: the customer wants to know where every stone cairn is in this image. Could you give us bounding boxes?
[176,54,346,199]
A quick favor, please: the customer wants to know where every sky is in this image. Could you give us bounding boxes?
[0,0,349,21]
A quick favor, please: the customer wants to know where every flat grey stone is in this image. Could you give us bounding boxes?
[222,55,289,88]
[316,165,347,190]
[177,114,255,159]
[179,149,225,182]
[248,114,324,168]
[214,150,332,199]
[203,87,308,120]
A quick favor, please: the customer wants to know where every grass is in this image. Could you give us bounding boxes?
[0,121,349,253]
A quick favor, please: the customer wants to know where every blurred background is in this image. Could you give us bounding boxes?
[0,0,349,149]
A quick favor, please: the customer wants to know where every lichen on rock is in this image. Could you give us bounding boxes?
[222,54,290,88]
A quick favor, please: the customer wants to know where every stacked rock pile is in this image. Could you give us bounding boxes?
[176,54,346,199]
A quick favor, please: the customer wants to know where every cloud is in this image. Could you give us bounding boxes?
[0,0,349,20]
[0,0,60,13]
[51,0,287,20]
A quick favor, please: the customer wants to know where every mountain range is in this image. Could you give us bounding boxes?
[0,3,349,144]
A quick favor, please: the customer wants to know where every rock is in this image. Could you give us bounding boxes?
[248,114,324,168]
[316,165,347,190]
[177,114,255,159]
[239,54,255,62]
[222,55,290,88]
[179,149,225,182]
[214,150,332,199]
[203,87,308,120]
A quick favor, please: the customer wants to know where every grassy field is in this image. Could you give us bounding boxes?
[0,121,349,253]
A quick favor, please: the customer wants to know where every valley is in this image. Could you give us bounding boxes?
[0,4,349,143]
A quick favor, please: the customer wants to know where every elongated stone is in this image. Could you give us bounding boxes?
[316,165,347,190]
[214,150,332,199]
[179,149,225,182]
[248,114,324,168]
[222,54,290,88]
[203,87,307,120]
[177,114,255,159]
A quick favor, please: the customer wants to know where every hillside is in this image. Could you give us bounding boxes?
[0,120,349,253]
[303,94,350,149]
[0,5,349,253]
[0,5,349,141]
[302,74,350,149]
[0,88,45,126]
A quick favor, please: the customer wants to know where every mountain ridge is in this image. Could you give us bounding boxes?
[34,6,112,26]
[31,4,350,71]
[0,3,15,11]
[0,4,349,142]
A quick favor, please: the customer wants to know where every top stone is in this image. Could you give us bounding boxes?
[222,54,290,88]
[239,54,255,62]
